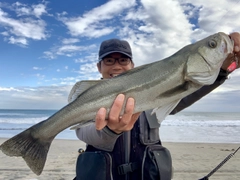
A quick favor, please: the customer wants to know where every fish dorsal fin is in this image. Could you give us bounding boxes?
[151,99,181,123]
[68,80,102,103]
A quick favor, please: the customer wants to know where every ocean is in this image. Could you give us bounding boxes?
[0,109,240,143]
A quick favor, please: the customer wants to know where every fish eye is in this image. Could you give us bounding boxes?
[208,40,217,48]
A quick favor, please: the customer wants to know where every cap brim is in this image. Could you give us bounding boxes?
[99,51,132,61]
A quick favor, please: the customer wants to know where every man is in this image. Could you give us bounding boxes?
[73,33,240,180]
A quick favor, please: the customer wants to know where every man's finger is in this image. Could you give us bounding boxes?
[95,107,107,130]
[121,97,135,125]
[235,46,240,52]
[109,94,125,121]
[128,112,141,128]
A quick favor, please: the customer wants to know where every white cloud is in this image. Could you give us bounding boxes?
[33,66,42,70]
[53,0,194,67]
[13,2,31,16]
[74,53,98,63]
[2,16,47,40]
[0,87,23,92]
[12,1,48,18]
[62,38,80,44]
[79,62,98,74]
[0,86,71,109]
[180,0,240,41]
[115,0,193,66]
[43,51,56,59]
[35,73,45,80]
[1,31,8,36]
[32,3,48,18]
[58,0,136,38]
[8,36,28,46]
[0,2,48,46]
[43,44,97,59]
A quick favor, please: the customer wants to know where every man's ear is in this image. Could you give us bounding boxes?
[131,62,134,68]
[97,62,101,73]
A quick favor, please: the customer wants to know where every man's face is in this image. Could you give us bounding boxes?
[97,52,134,79]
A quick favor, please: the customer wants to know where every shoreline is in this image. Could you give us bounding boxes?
[0,138,239,180]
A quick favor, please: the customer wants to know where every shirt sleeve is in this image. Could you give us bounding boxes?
[75,124,122,151]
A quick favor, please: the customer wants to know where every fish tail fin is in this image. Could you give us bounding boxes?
[0,127,54,175]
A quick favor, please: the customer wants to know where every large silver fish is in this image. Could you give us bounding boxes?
[0,32,233,175]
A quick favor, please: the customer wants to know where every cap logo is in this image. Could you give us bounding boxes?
[103,43,127,50]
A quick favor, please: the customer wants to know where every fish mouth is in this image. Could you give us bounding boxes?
[220,32,234,54]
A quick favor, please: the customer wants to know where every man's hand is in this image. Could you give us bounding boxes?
[221,32,240,70]
[95,94,141,134]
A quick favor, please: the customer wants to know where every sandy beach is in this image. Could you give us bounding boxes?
[0,138,239,180]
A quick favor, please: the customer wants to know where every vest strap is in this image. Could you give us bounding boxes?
[117,162,139,175]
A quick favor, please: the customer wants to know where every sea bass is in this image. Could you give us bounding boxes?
[0,32,234,175]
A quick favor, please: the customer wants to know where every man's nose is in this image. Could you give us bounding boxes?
[112,60,122,69]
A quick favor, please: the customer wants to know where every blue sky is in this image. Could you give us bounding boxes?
[0,0,240,111]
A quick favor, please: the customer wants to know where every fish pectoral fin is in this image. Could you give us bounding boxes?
[0,125,54,175]
[68,80,103,103]
[151,99,181,123]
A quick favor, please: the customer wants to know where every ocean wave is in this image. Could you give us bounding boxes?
[0,128,26,130]
[0,117,48,124]
[161,119,240,127]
